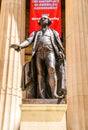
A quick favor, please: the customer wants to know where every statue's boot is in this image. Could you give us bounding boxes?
[49,72,59,98]
[53,93,59,98]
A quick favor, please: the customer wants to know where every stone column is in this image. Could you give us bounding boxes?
[0,1,1,27]
[0,0,25,130]
[66,0,88,130]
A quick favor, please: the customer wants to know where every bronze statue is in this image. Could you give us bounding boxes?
[10,15,66,99]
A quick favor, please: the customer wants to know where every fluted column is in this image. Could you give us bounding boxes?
[66,0,88,130]
[0,0,25,130]
[0,1,1,29]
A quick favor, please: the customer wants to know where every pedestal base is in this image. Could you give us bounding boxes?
[20,102,67,130]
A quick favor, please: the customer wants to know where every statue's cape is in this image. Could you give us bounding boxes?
[21,56,66,98]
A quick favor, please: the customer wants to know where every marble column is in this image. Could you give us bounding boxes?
[0,0,25,130]
[66,0,88,130]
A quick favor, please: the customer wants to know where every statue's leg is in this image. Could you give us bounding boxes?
[36,54,46,98]
[45,52,59,98]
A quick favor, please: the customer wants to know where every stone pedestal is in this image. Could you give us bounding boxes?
[20,100,67,130]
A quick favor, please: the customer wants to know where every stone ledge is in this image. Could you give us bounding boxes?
[22,98,66,104]
[22,99,58,104]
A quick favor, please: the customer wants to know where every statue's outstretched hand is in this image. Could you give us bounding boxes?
[10,44,21,52]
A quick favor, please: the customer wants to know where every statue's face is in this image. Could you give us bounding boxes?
[40,17,49,26]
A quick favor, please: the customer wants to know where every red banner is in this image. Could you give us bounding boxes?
[29,0,62,37]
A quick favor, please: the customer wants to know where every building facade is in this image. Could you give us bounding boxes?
[0,0,88,130]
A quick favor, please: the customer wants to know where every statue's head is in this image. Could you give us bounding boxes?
[38,15,52,26]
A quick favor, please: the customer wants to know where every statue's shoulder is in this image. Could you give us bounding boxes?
[28,30,40,39]
[28,31,35,38]
[51,29,59,37]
